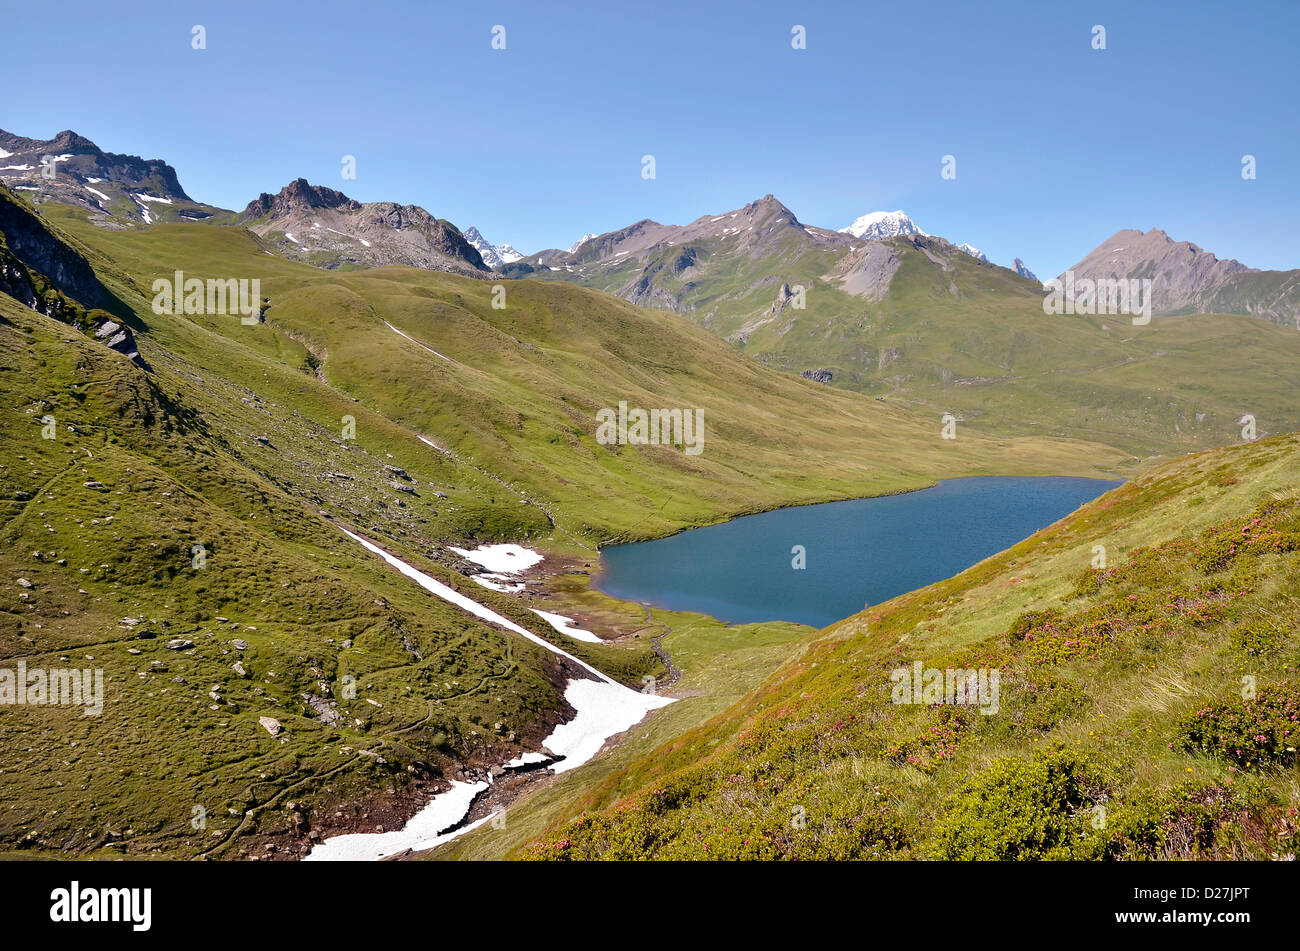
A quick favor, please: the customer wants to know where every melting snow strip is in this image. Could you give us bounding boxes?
[311,529,675,859]
[544,679,672,773]
[505,752,552,769]
[340,529,612,683]
[382,319,452,362]
[304,779,489,861]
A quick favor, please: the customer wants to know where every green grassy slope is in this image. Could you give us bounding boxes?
[518,229,1300,459]
[519,434,1300,860]
[0,293,633,857]
[47,206,1130,544]
[0,201,1137,859]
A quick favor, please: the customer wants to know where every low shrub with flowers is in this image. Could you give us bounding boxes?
[1192,498,1300,574]
[926,747,1112,860]
[1178,683,1300,769]
[883,706,967,770]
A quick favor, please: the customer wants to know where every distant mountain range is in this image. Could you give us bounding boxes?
[501,193,1031,321]
[4,126,1296,332]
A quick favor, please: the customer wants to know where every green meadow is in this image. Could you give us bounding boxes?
[1,191,1294,860]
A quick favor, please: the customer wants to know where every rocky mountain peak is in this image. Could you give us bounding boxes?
[1061,227,1256,314]
[46,130,99,153]
[747,194,799,221]
[1012,258,1039,282]
[242,178,360,218]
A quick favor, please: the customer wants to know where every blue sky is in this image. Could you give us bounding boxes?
[4,0,1297,277]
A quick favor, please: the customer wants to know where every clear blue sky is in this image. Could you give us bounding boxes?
[4,0,1297,277]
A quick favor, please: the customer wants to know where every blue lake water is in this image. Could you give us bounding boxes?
[594,476,1122,628]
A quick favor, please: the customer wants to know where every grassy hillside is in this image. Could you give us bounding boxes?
[0,293,635,857]
[0,201,1139,859]
[517,225,1300,459]
[515,433,1300,860]
[46,204,1129,544]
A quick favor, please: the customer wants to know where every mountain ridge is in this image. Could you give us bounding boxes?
[235,178,488,276]
[0,127,218,225]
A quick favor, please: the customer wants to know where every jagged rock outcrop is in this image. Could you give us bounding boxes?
[0,183,144,365]
[236,178,488,276]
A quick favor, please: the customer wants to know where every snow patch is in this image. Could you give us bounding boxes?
[530,609,601,643]
[449,544,542,574]
[470,574,525,594]
[85,186,111,202]
[505,752,551,768]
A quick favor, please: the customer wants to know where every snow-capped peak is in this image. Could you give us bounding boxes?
[956,242,988,262]
[568,232,597,253]
[464,226,523,269]
[838,210,927,240]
